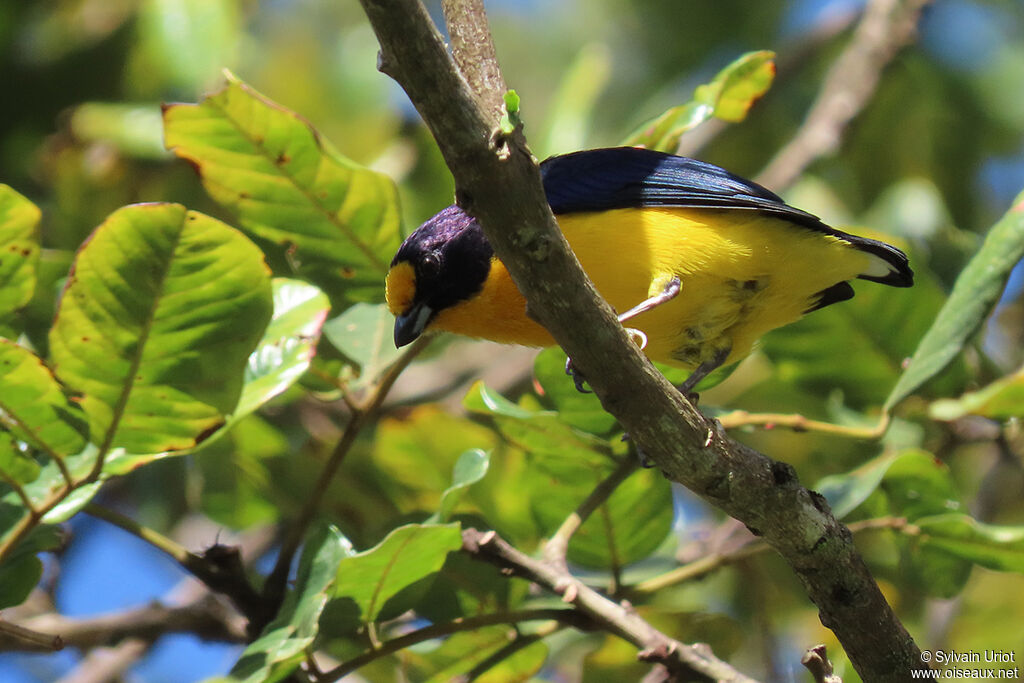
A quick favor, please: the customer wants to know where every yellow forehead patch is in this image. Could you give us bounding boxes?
[385,261,416,315]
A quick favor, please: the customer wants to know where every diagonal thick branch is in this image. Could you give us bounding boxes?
[356,0,933,680]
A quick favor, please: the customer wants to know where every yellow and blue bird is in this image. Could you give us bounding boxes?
[385,147,912,392]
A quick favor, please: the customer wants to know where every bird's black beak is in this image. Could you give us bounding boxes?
[394,303,433,348]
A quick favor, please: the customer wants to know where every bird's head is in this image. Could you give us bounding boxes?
[385,205,494,347]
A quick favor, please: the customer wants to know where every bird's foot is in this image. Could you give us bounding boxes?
[564,357,590,393]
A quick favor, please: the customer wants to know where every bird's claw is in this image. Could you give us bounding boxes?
[564,357,591,393]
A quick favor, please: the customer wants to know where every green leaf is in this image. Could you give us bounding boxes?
[0,446,101,545]
[0,185,40,323]
[872,451,971,597]
[692,49,776,122]
[406,625,547,683]
[428,449,490,523]
[0,525,62,609]
[930,365,1024,420]
[163,73,401,304]
[533,348,618,435]
[236,278,329,418]
[0,433,41,485]
[914,514,1024,574]
[332,523,462,623]
[463,381,614,472]
[815,452,900,520]
[0,554,43,610]
[880,449,963,522]
[230,525,352,683]
[886,191,1024,410]
[557,466,675,569]
[322,302,402,388]
[48,203,273,459]
[373,406,499,513]
[0,338,88,465]
[623,50,775,152]
[197,415,287,530]
[414,550,524,624]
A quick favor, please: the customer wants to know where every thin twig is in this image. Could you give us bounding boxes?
[463,528,757,683]
[0,618,64,652]
[319,608,583,681]
[455,623,563,682]
[262,336,431,620]
[544,457,638,568]
[803,644,843,683]
[55,638,150,683]
[84,503,190,563]
[632,516,911,596]
[717,410,889,439]
[0,484,73,564]
[756,0,933,191]
[0,470,38,514]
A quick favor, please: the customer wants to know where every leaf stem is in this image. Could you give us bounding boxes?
[717,410,890,438]
[262,335,430,619]
[0,470,38,515]
[83,503,191,564]
[318,608,580,681]
[632,516,910,596]
[456,623,563,682]
[543,456,638,569]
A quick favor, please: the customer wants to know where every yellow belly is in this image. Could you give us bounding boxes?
[430,207,872,370]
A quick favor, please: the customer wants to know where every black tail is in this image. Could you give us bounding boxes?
[848,235,914,287]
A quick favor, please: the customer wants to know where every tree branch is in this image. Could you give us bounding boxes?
[1,594,246,652]
[463,528,756,682]
[756,0,933,191]
[55,638,150,683]
[356,1,933,680]
[802,644,843,683]
[440,0,507,115]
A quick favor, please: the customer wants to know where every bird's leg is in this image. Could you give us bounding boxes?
[617,276,682,326]
[565,276,682,394]
[678,345,731,398]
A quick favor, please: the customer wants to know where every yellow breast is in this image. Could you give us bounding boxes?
[430,207,873,370]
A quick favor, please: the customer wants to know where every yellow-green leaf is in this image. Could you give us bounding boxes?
[0,185,40,322]
[163,73,401,304]
[930,366,1024,420]
[49,203,273,457]
[886,191,1024,410]
[623,50,775,152]
[0,339,88,465]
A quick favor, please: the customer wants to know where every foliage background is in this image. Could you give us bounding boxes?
[1,0,1023,681]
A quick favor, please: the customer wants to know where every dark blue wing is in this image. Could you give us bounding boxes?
[539,147,913,287]
[540,147,824,228]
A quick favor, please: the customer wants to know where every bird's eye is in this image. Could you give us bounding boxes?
[419,252,441,278]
